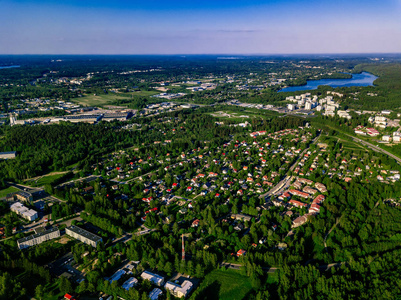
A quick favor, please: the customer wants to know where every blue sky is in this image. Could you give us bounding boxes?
[0,0,400,54]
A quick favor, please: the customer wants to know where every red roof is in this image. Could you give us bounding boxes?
[64,294,74,300]
[312,195,326,204]
[289,200,308,208]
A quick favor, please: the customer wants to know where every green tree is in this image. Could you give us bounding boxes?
[35,284,44,300]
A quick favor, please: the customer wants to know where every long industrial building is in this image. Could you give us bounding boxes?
[17,227,60,250]
[65,225,103,247]
[0,151,17,159]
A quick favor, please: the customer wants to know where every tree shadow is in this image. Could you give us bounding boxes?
[193,280,221,300]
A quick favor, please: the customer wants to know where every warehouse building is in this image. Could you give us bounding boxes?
[101,112,133,122]
[10,202,38,221]
[65,225,102,247]
[17,227,60,250]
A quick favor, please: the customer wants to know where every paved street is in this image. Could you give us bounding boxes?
[350,135,401,164]
[260,133,321,200]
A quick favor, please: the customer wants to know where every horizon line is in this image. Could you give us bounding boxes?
[1,52,401,56]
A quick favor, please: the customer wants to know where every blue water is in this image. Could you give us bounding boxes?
[279,72,378,92]
[0,65,20,69]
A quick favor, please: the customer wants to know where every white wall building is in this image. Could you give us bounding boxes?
[165,280,194,298]
[10,202,38,221]
[141,271,165,287]
[65,226,103,247]
[17,227,60,250]
[287,104,296,111]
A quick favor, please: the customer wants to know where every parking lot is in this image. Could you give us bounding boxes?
[48,252,85,283]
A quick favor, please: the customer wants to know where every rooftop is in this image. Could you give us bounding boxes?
[17,227,59,244]
[66,225,102,243]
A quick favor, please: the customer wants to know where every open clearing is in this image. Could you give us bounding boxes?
[72,90,159,106]
[0,186,19,198]
[190,269,253,300]
[26,172,70,187]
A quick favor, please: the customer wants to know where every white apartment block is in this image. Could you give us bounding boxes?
[17,227,60,250]
[65,225,102,247]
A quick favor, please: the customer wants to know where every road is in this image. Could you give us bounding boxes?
[324,216,343,249]
[24,171,75,185]
[260,133,321,200]
[220,261,344,274]
[6,181,65,204]
[55,175,101,189]
[133,225,156,236]
[123,161,179,184]
[6,181,44,195]
[350,135,401,164]
[0,214,83,242]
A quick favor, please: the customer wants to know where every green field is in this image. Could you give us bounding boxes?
[29,173,69,187]
[72,90,159,106]
[191,269,253,300]
[0,186,19,198]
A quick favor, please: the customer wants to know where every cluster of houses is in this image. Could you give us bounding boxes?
[273,178,327,228]
[294,140,401,183]
[91,126,316,229]
[106,266,194,299]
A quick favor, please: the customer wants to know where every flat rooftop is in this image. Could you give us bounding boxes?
[17,227,59,244]
[66,225,102,243]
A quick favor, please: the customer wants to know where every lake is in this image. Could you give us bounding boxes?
[279,72,378,93]
[0,65,20,69]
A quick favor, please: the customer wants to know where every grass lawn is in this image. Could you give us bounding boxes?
[32,173,69,187]
[43,282,64,300]
[191,269,253,300]
[132,90,160,97]
[0,186,19,198]
[72,90,159,107]
[25,172,67,186]
[72,93,131,106]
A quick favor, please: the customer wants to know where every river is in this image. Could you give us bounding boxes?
[0,65,20,70]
